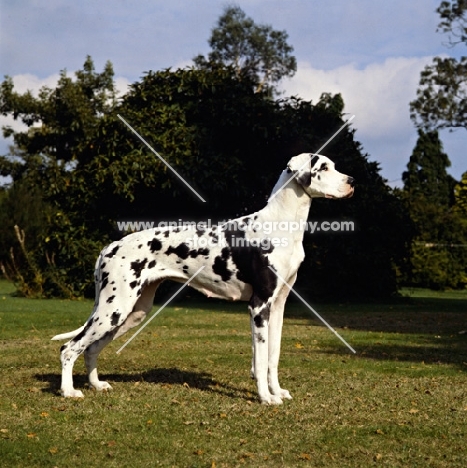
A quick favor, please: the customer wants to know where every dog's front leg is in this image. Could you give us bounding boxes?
[267,307,291,401]
[267,276,296,401]
[249,299,282,405]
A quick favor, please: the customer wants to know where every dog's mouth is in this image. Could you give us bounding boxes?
[325,187,354,199]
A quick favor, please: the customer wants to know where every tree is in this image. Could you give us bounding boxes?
[0,57,118,296]
[410,1,467,130]
[454,171,467,212]
[401,130,467,289]
[193,5,296,93]
[1,57,410,298]
[402,129,456,207]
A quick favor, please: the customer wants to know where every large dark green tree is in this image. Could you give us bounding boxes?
[0,57,119,296]
[407,1,467,288]
[402,130,456,207]
[401,130,467,289]
[1,55,410,298]
[193,5,296,93]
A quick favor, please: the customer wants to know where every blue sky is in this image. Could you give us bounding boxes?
[1,0,466,185]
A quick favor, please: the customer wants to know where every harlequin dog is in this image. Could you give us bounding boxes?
[52,153,354,404]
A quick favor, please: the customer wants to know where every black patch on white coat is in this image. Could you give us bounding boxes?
[100,271,110,291]
[130,259,147,278]
[147,238,162,252]
[105,245,120,258]
[189,248,210,258]
[309,154,319,168]
[224,224,277,302]
[165,243,190,259]
[71,321,92,343]
[212,253,232,281]
[111,312,120,326]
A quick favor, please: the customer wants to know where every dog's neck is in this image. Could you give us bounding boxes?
[259,169,313,229]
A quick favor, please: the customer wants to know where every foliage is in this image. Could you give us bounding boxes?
[410,1,467,130]
[454,170,467,213]
[0,56,410,298]
[401,130,467,289]
[437,0,467,45]
[193,5,296,93]
[402,130,457,206]
[0,57,117,297]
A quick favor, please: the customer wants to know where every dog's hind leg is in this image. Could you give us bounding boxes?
[84,280,161,393]
[84,330,117,392]
[59,323,94,398]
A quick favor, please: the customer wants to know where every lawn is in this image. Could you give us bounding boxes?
[0,279,466,467]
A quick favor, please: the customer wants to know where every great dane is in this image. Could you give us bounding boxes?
[52,153,354,404]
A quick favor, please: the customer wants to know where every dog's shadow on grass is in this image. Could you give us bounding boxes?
[36,367,255,401]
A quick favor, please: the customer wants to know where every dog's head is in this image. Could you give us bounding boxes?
[287,153,355,199]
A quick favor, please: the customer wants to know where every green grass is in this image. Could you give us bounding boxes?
[1,279,466,467]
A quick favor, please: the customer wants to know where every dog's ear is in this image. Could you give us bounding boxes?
[287,154,318,187]
[295,170,311,187]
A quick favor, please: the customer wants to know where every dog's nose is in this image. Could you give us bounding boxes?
[347,177,355,187]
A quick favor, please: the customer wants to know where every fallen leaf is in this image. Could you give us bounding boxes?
[27,433,37,439]
[193,449,204,455]
[408,408,419,414]
[40,412,49,418]
[49,447,58,454]
[374,453,383,461]
[53,406,67,412]
[294,343,304,349]
[299,453,312,460]
[375,429,384,435]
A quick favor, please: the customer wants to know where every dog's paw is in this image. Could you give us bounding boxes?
[260,394,283,405]
[61,388,84,398]
[279,389,292,400]
[90,381,113,392]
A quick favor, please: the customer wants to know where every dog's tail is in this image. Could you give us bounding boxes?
[51,326,85,341]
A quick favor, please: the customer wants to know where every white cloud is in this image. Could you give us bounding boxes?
[282,56,435,140]
[280,56,448,185]
[115,76,131,97]
[6,73,61,95]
